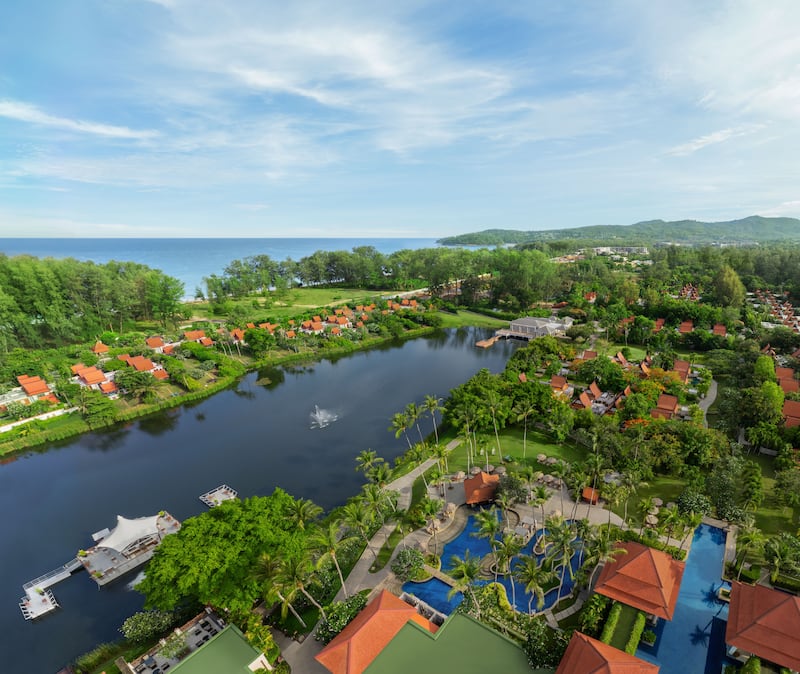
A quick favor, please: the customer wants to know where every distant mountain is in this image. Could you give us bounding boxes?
[437,216,800,246]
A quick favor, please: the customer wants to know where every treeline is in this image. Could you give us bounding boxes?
[0,255,184,350]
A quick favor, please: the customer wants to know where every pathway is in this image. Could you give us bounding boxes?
[698,378,718,428]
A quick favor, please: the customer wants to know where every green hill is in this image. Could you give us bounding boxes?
[438,215,800,246]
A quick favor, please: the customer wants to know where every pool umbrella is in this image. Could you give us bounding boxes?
[652,497,664,507]
[485,464,495,473]
[649,506,660,516]
[537,453,547,463]
[494,465,507,475]
[470,466,482,475]
[645,514,658,526]
[454,471,465,481]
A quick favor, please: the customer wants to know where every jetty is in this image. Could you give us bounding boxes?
[199,484,238,507]
[19,558,83,620]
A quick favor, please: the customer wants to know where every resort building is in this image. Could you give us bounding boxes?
[557,632,659,673]
[79,512,181,586]
[463,471,500,505]
[593,541,685,621]
[725,582,800,671]
[124,610,271,673]
[0,374,56,408]
[506,316,574,338]
[650,394,679,421]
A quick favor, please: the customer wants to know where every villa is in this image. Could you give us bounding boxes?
[506,316,574,339]
[463,471,500,505]
[0,374,56,408]
[557,632,659,673]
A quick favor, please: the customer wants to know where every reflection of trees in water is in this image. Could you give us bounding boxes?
[232,387,255,400]
[255,366,286,389]
[83,425,132,451]
[138,409,180,436]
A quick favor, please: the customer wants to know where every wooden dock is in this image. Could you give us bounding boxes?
[475,336,499,348]
[199,484,238,507]
[19,557,83,620]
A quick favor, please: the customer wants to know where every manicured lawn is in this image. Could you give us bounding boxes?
[437,310,509,329]
[612,476,685,526]
[750,452,797,535]
[609,604,640,651]
[444,427,588,473]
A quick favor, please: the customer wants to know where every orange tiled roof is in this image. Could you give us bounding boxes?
[589,381,603,399]
[653,318,665,332]
[582,350,597,360]
[128,355,155,372]
[582,487,599,504]
[556,632,659,673]
[152,369,169,380]
[712,323,727,337]
[198,337,213,346]
[783,399,800,427]
[146,336,165,349]
[77,367,106,385]
[70,364,85,374]
[100,381,118,393]
[655,393,678,412]
[92,341,109,354]
[331,327,342,335]
[776,367,795,380]
[230,328,245,341]
[315,590,436,674]
[550,375,568,391]
[17,375,50,396]
[463,471,500,505]
[779,378,799,394]
[163,344,175,355]
[594,541,685,620]
[726,582,800,671]
[285,330,296,338]
[678,320,693,334]
[183,330,206,341]
[518,372,527,383]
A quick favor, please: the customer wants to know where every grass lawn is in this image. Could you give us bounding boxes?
[750,452,798,535]
[612,476,685,526]
[609,604,640,652]
[445,427,588,473]
[437,310,509,329]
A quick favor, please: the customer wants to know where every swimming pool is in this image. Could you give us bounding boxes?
[635,524,736,674]
[402,512,583,614]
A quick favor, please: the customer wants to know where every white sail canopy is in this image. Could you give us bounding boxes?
[98,515,160,553]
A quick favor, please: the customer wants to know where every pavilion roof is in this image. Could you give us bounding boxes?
[463,471,500,505]
[97,514,161,554]
[594,542,685,620]
[726,582,800,671]
[556,632,659,673]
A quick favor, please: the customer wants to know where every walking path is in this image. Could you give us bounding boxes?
[698,378,718,428]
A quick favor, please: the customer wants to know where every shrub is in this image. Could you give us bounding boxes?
[641,629,656,645]
[625,611,647,655]
[773,574,800,593]
[599,602,622,644]
[523,617,570,669]
[315,592,369,645]
[578,594,610,638]
[740,655,762,674]
[73,642,121,673]
[120,609,177,643]
[391,549,425,581]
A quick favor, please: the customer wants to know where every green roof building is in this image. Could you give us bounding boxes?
[167,625,268,674]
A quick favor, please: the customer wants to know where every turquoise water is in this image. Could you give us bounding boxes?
[636,524,734,674]
[403,512,583,614]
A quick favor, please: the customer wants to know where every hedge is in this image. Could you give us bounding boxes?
[740,655,761,674]
[773,574,800,593]
[619,529,687,561]
[625,611,647,655]
[599,602,622,644]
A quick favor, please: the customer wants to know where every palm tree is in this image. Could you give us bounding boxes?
[602,483,623,529]
[367,462,397,511]
[568,470,589,521]
[418,496,443,555]
[361,483,388,524]
[495,492,513,533]
[513,399,536,460]
[406,402,425,445]
[251,553,307,628]
[735,526,765,581]
[496,534,524,608]
[310,521,356,599]
[474,508,502,579]
[659,506,683,545]
[289,498,323,531]
[355,449,383,475]
[548,519,578,602]
[582,532,626,590]
[514,556,556,614]
[277,553,328,621]
[765,536,793,583]
[518,465,536,501]
[620,470,648,523]
[448,551,483,618]
[433,442,449,474]
[486,390,503,457]
[678,512,703,553]
[390,412,412,449]
[551,460,571,515]
[531,485,550,550]
[342,500,376,560]
[424,394,442,446]
[638,497,656,537]
[583,453,605,517]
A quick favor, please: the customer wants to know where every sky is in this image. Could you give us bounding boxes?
[1,0,799,238]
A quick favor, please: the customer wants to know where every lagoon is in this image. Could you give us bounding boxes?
[0,327,517,673]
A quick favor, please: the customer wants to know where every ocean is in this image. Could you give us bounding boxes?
[0,237,440,298]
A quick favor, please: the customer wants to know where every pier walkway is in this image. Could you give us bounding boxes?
[19,558,83,620]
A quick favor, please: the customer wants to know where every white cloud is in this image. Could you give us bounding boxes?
[666,124,764,156]
[0,100,159,139]
[759,200,800,217]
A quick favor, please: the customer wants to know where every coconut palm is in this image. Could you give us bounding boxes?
[495,492,513,533]
[568,470,589,521]
[583,453,606,517]
[251,553,307,628]
[518,464,536,501]
[548,519,578,602]
[424,394,442,446]
[405,402,425,445]
[360,483,389,524]
[277,553,328,621]
[433,442,449,474]
[448,551,483,618]
[551,460,571,515]
[531,485,550,550]
[659,506,683,545]
[619,470,648,523]
[735,526,765,581]
[514,556,556,614]
[496,534,524,608]
[355,449,382,474]
[310,521,356,599]
[637,496,656,537]
[678,511,703,553]
[582,532,626,590]
[765,535,794,583]
[474,508,502,579]
[602,483,623,529]
[485,390,503,457]
[341,499,377,560]
[289,498,323,531]
[513,399,536,460]
[390,412,412,449]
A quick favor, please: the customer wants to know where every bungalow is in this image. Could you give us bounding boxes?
[198,336,214,347]
[508,316,574,338]
[145,336,165,352]
[315,590,438,674]
[183,330,206,342]
[71,364,107,388]
[712,323,727,337]
[614,351,629,368]
[99,381,118,395]
[17,375,52,401]
[572,391,593,411]
[557,632,659,673]
[653,318,665,332]
[589,381,603,400]
[550,375,571,397]
[782,399,800,428]
[651,393,679,420]
[230,328,245,343]
[726,582,800,671]
[594,541,685,621]
[671,359,691,384]
[463,471,500,505]
[581,349,598,360]
[91,341,109,355]
[118,354,167,379]
[678,320,694,335]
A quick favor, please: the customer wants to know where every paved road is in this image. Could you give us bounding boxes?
[698,378,718,427]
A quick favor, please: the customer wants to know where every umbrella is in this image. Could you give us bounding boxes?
[486,464,495,473]
[652,497,664,507]
[470,466,482,475]
[544,474,553,483]
[537,453,547,463]
[547,456,559,465]
[454,471,465,481]
[521,515,535,526]
[645,514,658,525]
[649,507,660,516]
[494,465,507,475]
[534,471,544,482]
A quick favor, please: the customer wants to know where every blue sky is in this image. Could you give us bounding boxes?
[1,0,799,238]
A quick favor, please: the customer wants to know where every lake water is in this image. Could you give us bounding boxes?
[0,238,440,298]
[0,328,518,673]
